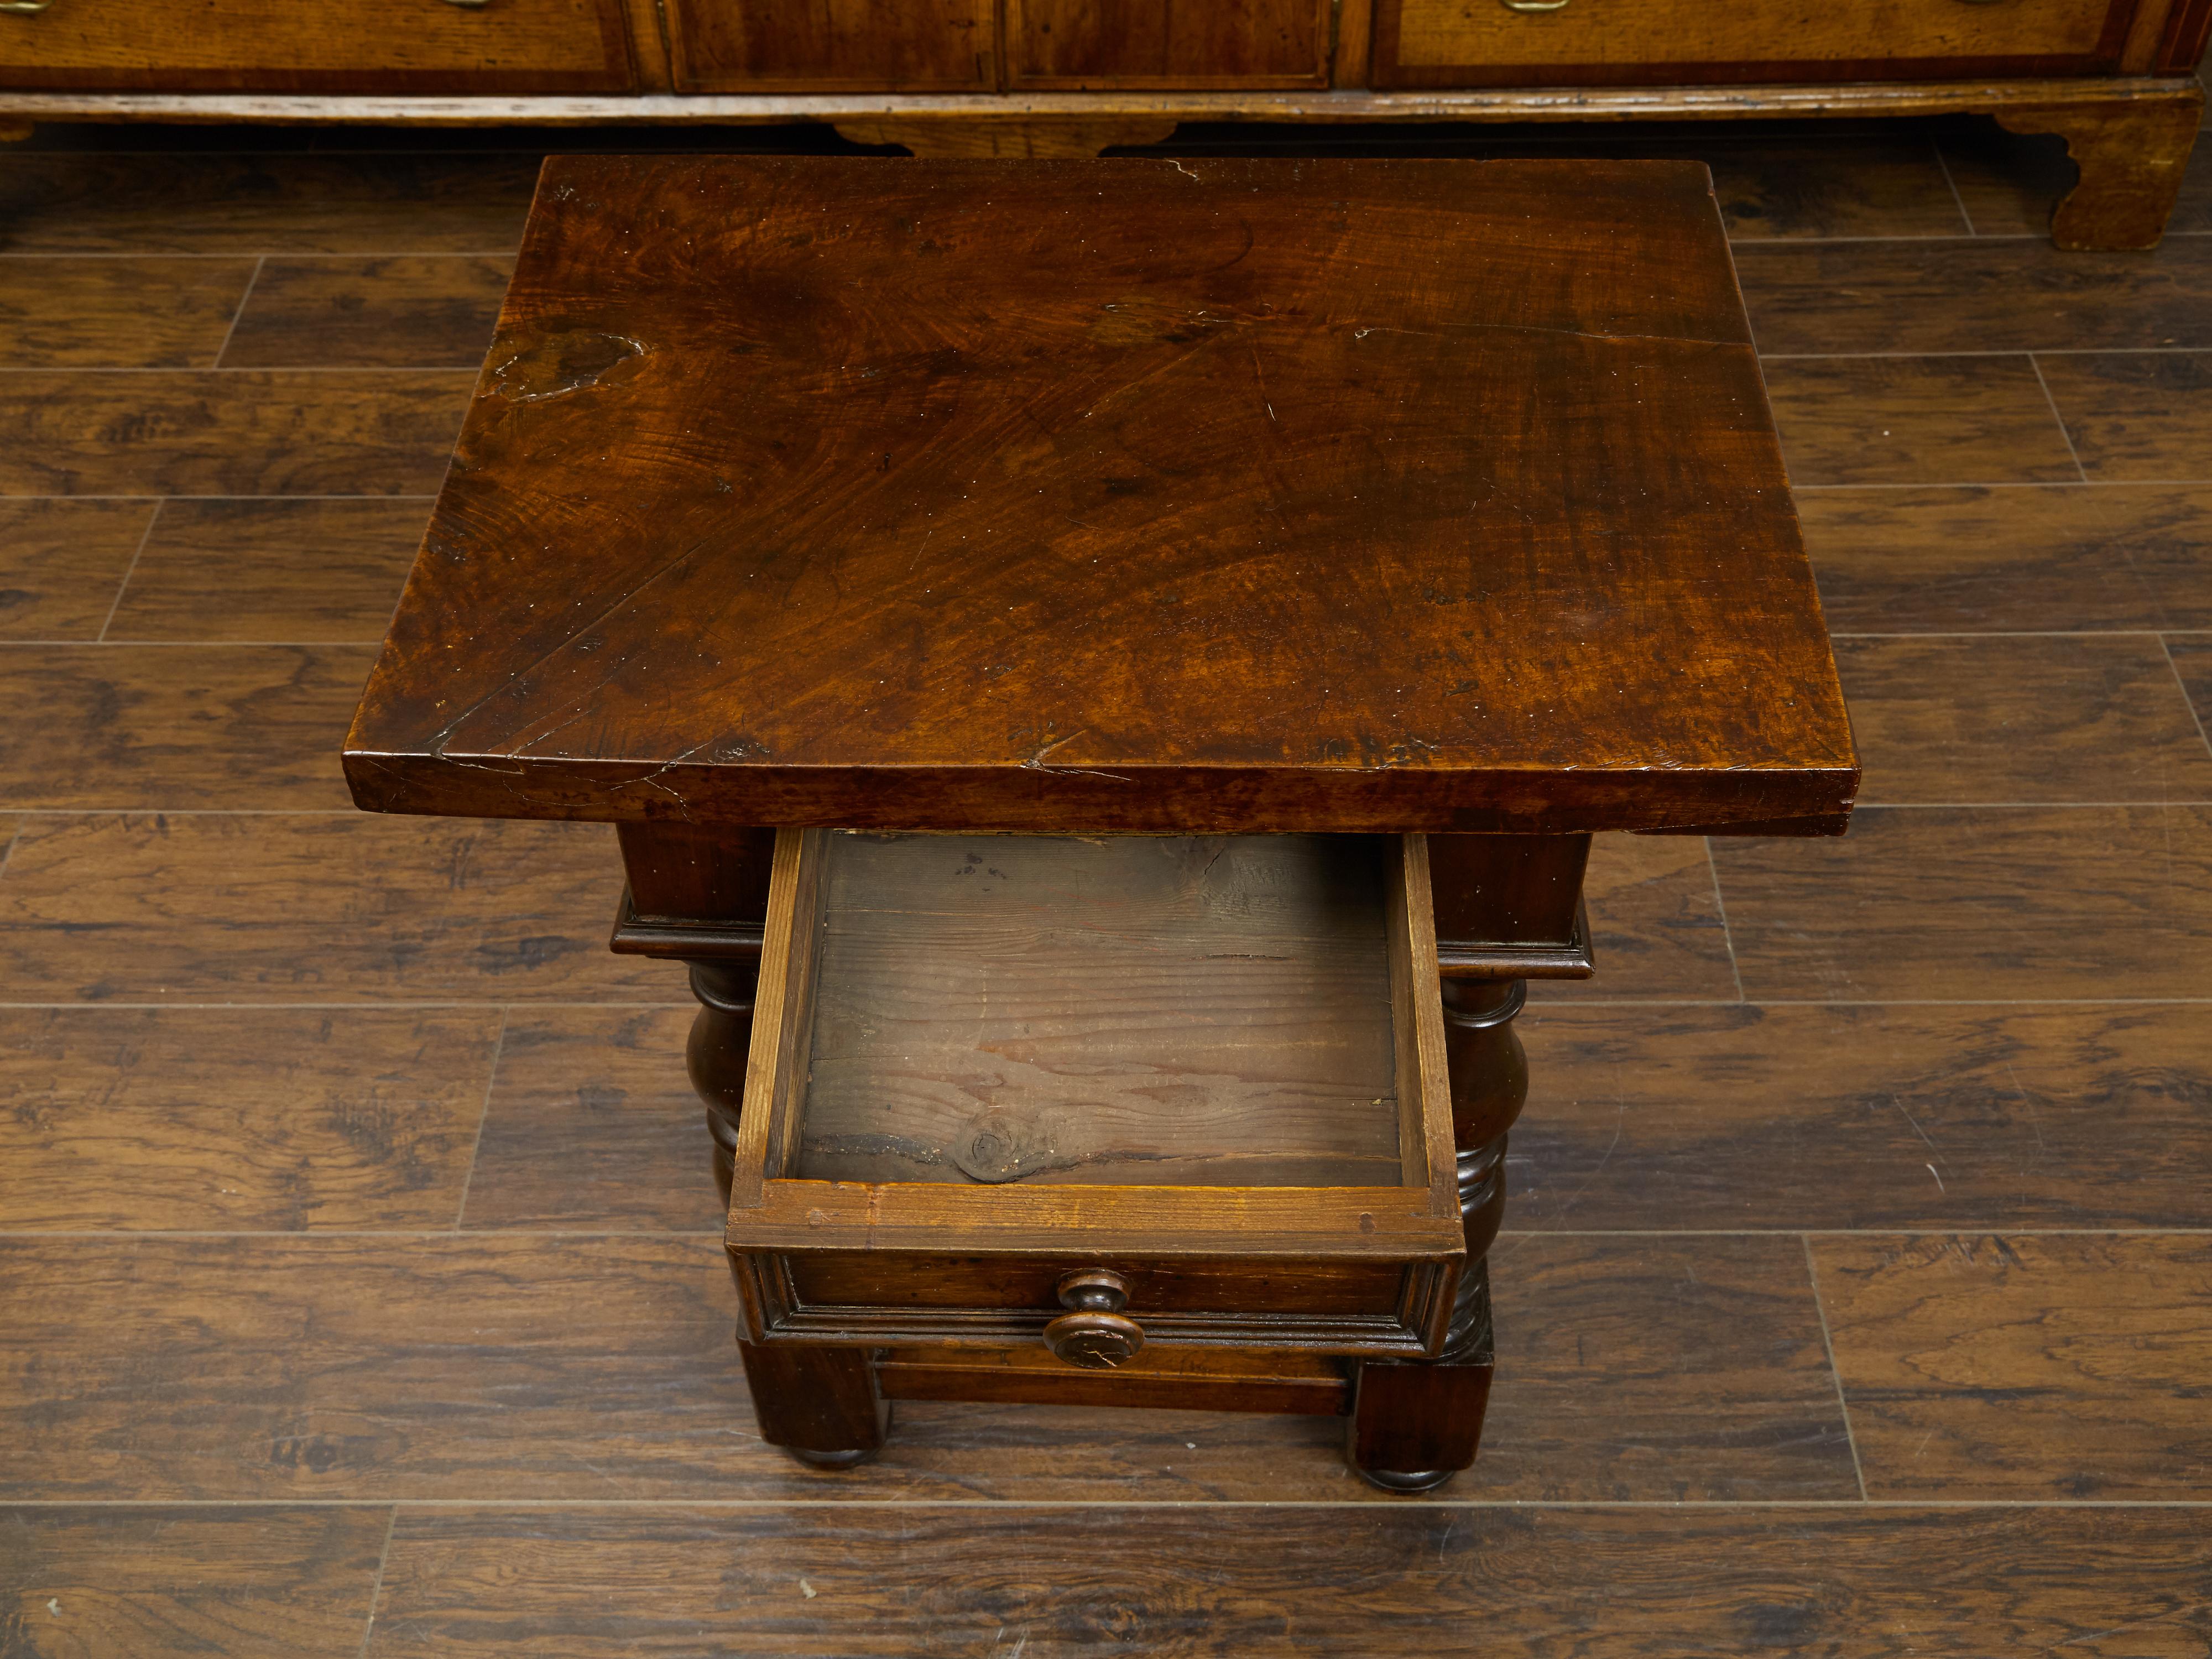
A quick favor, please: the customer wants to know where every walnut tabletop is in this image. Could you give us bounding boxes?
[344,154,1856,837]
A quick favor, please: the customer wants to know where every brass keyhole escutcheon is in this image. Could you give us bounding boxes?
[1043,1269,1144,1369]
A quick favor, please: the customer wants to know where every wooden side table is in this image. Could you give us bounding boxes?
[346,154,1857,1490]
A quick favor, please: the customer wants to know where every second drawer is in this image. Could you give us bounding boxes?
[0,0,634,92]
[1007,0,1330,86]
[1373,0,2135,86]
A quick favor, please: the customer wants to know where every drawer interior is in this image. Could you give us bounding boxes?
[797,832,1408,1190]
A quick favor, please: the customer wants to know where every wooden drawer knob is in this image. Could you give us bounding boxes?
[1044,1269,1144,1370]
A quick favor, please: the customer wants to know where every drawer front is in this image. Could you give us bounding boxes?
[1009,0,1329,86]
[742,1250,1454,1354]
[0,0,634,92]
[669,0,997,90]
[1373,0,2135,87]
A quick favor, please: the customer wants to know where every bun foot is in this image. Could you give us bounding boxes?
[1353,1462,1458,1494]
[739,1340,890,1465]
[787,1442,885,1471]
[1344,1267,1495,1496]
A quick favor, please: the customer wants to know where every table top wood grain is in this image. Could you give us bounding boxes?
[344,154,1857,834]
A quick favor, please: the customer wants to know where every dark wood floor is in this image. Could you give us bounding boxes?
[2,117,2210,1655]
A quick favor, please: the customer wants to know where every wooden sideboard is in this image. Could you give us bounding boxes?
[3,2,2201,235]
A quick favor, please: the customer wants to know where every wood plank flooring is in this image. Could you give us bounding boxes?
[2,118,2209,1654]
[103,498,429,641]
[356,1506,2212,1657]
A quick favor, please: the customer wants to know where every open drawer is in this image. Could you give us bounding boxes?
[725,830,1467,1362]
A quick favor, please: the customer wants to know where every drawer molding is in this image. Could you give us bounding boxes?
[738,1253,1458,1354]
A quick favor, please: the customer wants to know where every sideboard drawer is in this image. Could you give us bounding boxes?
[667,0,997,89]
[1373,0,2136,87]
[0,0,634,92]
[724,828,1468,1358]
[1008,0,1329,86]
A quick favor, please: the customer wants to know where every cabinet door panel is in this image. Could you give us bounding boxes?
[670,0,997,90]
[1374,0,2136,87]
[1009,0,1329,87]
[0,0,634,93]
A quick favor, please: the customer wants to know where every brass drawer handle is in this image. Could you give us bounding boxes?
[1,0,56,14]
[441,0,492,8]
[1499,0,1571,10]
[1043,1269,1144,1370]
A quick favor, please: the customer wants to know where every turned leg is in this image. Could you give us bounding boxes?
[610,822,778,1203]
[1347,979,1525,1491]
[685,959,757,1209]
[686,951,889,1468]
[1444,979,1528,1264]
[611,823,886,1467]
[1994,88,2205,251]
[1347,832,1588,1492]
[682,936,891,1468]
